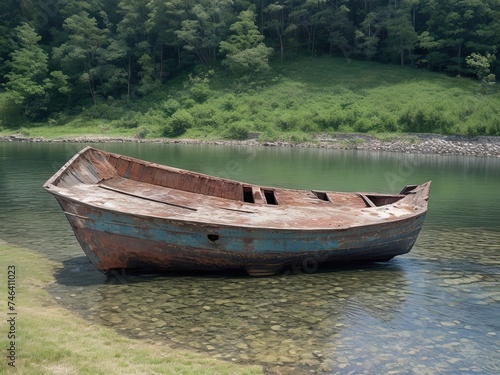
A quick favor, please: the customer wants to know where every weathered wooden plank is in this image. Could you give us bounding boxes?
[44,146,431,276]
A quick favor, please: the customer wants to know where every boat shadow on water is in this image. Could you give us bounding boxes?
[49,257,410,373]
[52,252,408,285]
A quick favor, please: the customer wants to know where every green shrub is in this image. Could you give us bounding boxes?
[313,109,344,130]
[258,129,280,141]
[274,113,299,131]
[47,111,70,126]
[0,95,25,128]
[380,113,399,132]
[161,99,181,116]
[189,83,212,103]
[399,107,455,134]
[140,109,168,130]
[353,117,371,132]
[223,121,251,140]
[163,109,194,137]
[285,131,313,143]
[299,120,318,132]
[189,105,225,128]
[487,122,500,135]
[344,105,365,126]
[467,124,487,136]
[219,94,236,111]
[19,127,31,136]
[113,112,140,129]
[365,112,399,132]
[81,103,125,120]
[135,126,149,139]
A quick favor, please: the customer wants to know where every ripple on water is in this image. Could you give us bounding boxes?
[48,228,500,374]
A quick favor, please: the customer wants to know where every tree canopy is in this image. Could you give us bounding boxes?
[1,0,500,120]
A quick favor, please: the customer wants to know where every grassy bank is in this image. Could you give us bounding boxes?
[1,57,500,140]
[0,241,262,375]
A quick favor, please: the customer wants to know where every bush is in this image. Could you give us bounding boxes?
[284,131,313,143]
[274,113,299,131]
[353,117,371,132]
[223,121,251,140]
[113,112,140,129]
[47,111,69,126]
[299,120,319,132]
[487,122,500,135]
[313,108,344,130]
[135,126,149,139]
[163,109,194,137]
[0,94,24,128]
[81,103,125,120]
[189,83,212,103]
[219,94,236,111]
[467,125,487,136]
[399,107,455,134]
[161,99,181,116]
[189,105,225,128]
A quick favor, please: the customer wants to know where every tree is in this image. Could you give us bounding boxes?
[146,0,191,70]
[0,0,23,83]
[3,23,69,119]
[175,0,234,66]
[419,0,495,75]
[264,2,289,63]
[117,0,156,98]
[220,9,273,75]
[384,5,418,66]
[355,11,383,61]
[53,11,126,104]
[466,52,496,84]
[316,2,355,57]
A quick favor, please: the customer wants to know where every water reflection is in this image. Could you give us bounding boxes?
[49,229,500,374]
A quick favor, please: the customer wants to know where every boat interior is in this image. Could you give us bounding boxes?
[54,147,411,208]
[45,147,428,228]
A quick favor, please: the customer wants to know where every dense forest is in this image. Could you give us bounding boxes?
[1,0,499,128]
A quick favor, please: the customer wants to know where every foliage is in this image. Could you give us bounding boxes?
[3,55,500,139]
[162,109,194,137]
[2,23,68,120]
[220,9,273,76]
[399,107,455,134]
[1,0,500,123]
[0,92,24,128]
[466,52,497,84]
[223,121,251,140]
[162,99,181,116]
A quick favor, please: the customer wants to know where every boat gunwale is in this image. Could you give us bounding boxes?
[52,191,428,234]
[43,146,431,233]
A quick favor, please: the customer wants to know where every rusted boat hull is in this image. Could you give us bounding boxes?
[55,195,426,276]
[44,147,430,276]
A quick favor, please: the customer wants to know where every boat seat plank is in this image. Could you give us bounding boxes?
[99,177,202,211]
[99,183,198,211]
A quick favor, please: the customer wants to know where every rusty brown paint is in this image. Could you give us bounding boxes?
[44,146,431,276]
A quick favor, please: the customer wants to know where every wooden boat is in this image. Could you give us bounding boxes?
[43,146,430,276]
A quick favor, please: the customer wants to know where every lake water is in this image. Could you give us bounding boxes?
[1,142,499,374]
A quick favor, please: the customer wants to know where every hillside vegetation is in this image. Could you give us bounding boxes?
[0,0,499,135]
[1,57,499,140]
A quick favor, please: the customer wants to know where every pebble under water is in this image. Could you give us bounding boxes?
[49,229,500,374]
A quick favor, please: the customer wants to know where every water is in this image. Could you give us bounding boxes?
[1,142,499,374]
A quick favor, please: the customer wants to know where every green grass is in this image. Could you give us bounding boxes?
[0,241,262,375]
[1,56,500,139]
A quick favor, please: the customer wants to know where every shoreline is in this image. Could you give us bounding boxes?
[2,132,500,157]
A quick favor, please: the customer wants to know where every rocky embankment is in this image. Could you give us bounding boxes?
[2,133,500,157]
[314,133,500,157]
